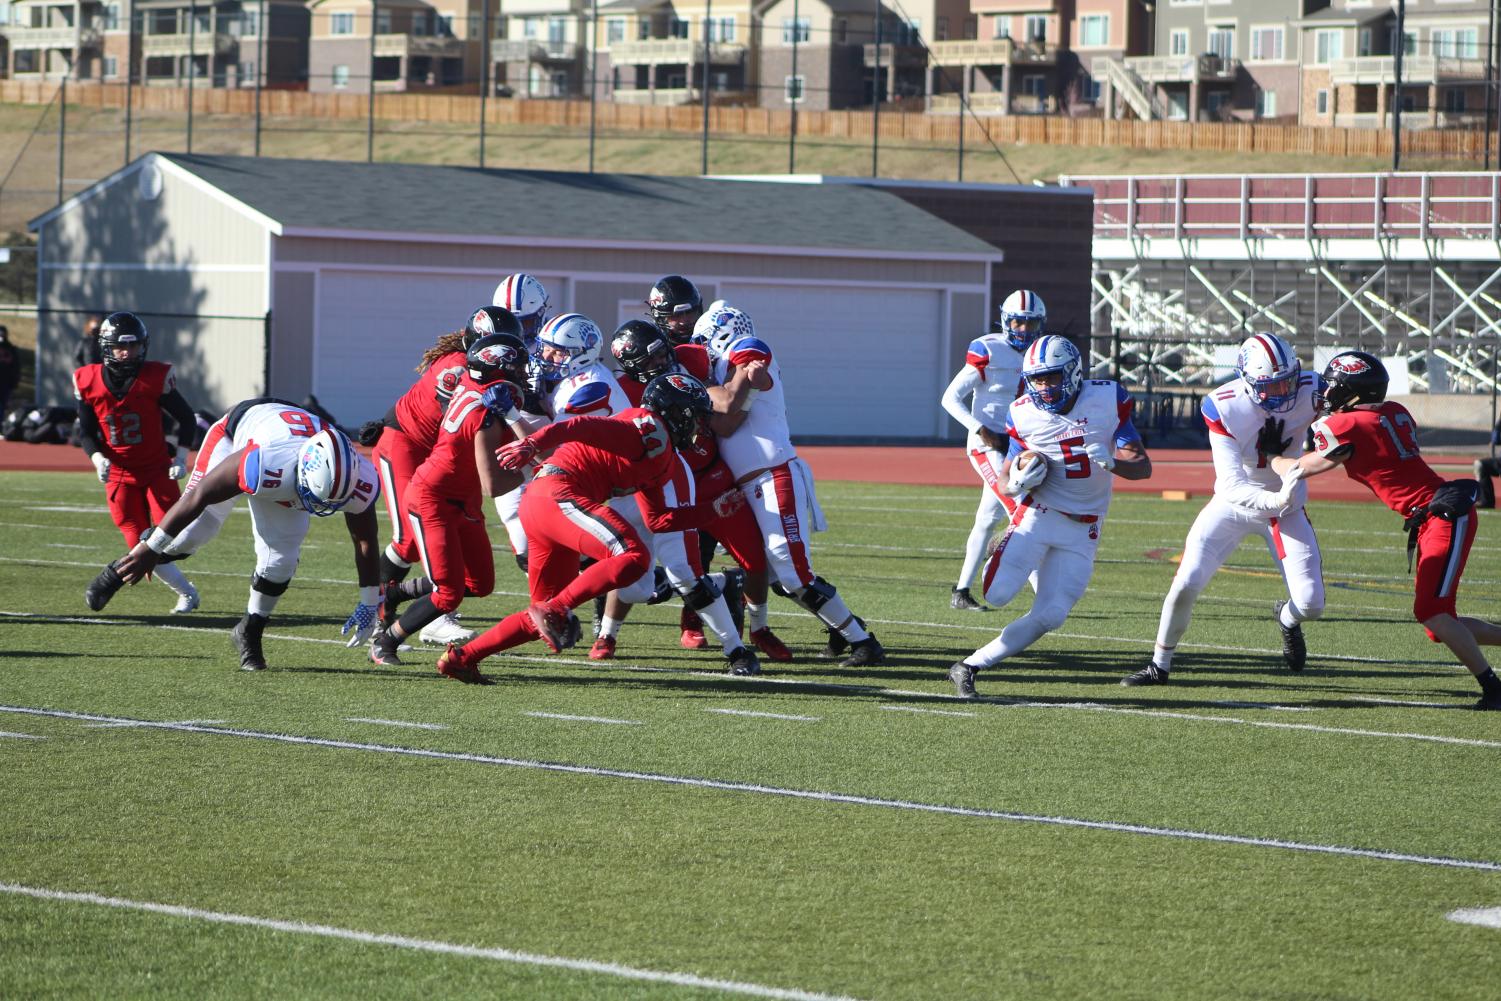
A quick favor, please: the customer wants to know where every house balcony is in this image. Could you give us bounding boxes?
[492,38,578,62]
[141,31,237,56]
[927,91,1011,115]
[863,42,926,69]
[607,39,744,65]
[3,23,103,49]
[1125,53,1238,83]
[611,86,700,104]
[1334,109,1487,129]
[928,37,1052,67]
[374,32,466,58]
[1328,55,1488,85]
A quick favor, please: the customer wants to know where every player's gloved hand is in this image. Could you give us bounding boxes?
[1257,417,1292,458]
[341,588,382,647]
[1084,441,1116,471]
[496,436,538,470]
[167,450,187,480]
[1006,453,1047,496]
[977,426,1008,452]
[1266,463,1305,510]
[480,382,515,418]
[90,452,111,483]
[711,488,746,519]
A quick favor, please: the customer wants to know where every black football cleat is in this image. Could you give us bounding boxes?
[1274,600,1306,672]
[377,580,407,631]
[231,613,270,672]
[726,646,762,677]
[1476,691,1501,711]
[839,633,885,668]
[1121,664,1170,687]
[368,628,403,666]
[950,587,985,612]
[820,616,865,659]
[949,661,978,699]
[84,562,125,612]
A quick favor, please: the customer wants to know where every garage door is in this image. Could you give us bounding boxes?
[717,283,942,440]
[313,270,566,422]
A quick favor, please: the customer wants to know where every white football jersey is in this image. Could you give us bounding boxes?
[1006,380,1140,518]
[228,402,378,514]
[548,362,634,423]
[1201,372,1320,509]
[940,333,1026,436]
[710,335,795,477]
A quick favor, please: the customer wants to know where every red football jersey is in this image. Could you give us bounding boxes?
[393,350,468,451]
[616,346,717,472]
[1310,401,1445,516]
[72,361,174,479]
[410,372,502,505]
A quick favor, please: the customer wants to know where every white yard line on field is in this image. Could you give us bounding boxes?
[1447,906,1501,930]
[0,730,44,740]
[705,708,821,722]
[0,882,863,1001]
[878,705,978,718]
[344,718,449,731]
[2,704,1499,874]
[525,712,642,726]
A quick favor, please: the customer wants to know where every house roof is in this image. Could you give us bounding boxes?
[39,153,1002,259]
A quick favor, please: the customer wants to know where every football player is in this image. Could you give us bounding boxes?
[949,335,1152,698]
[939,289,1043,610]
[438,373,752,680]
[694,305,886,667]
[103,400,381,672]
[1265,352,1501,711]
[1123,333,1324,686]
[492,272,552,345]
[646,275,705,346]
[369,329,528,667]
[77,311,201,614]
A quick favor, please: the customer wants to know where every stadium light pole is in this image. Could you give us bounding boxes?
[1392,0,1405,171]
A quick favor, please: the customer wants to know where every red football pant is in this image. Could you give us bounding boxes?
[406,485,494,615]
[695,460,765,575]
[374,428,426,566]
[462,475,651,661]
[106,470,182,548]
[1415,509,1478,631]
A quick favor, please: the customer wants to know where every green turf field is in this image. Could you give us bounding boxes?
[2,469,1499,1000]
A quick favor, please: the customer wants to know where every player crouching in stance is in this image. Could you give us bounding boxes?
[102,400,382,671]
[368,327,529,671]
[435,374,755,681]
[78,311,201,614]
[949,336,1152,699]
[1266,352,1501,711]
[1123,332,1323,686]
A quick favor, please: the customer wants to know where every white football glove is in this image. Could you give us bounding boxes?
[1255,464,1305,513]
[1006,454,1048,496]
[340,586,383,648]
[1084,441,1116,472]
[90,452,111,483]
[167,449,187,480]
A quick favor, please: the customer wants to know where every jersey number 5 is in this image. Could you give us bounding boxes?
[1058,436,1091,479]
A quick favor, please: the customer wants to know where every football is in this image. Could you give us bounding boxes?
[1009,449,1050,492]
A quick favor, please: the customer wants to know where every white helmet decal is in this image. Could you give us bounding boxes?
[535,313,604,379]
[692,304,755,363]
[295,427,360,516]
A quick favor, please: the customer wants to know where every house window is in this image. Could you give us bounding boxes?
[1250,26,1282,61]
[523,17,538,39]
[330,11,353,35]
[104,4,119,29]
[709,17,734,42]
[374,10,390,33]
[1433,28,1479,59]
[1078,14,1107,48]
[666,71,685,88]
[239,60,255,84]
[1445,88,1466,112]
[1314,29,1342,64]
[548,16,565,43]
[1255,89,1276,118]
[437,14,454,37]
[785,74,804,103]
[834,18,847,42]
[1207,27,1233,60]
[782,16,809,43]
[669,17,688,39]
[332,64,350,87]
[992,18,1009,41]
[103,55,118,77]
[1358,27,1372,56]
[936,16,948,41]
[15,50,38,72]
[1021,74,1045,98]
[1206,90,1228,117]
[1169,29,1188,56]
[606,17,624,42]
[1024,15,1045,43]
[1316,89,1329,114]
[242,11,258,35]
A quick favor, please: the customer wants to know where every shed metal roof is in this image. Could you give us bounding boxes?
[37,153,1003,260]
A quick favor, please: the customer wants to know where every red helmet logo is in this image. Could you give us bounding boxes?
[665,374,695,392]
[1329,355,1370,375]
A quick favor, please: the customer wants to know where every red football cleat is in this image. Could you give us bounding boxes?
[750,627,793,662]
[527,601,570,653]
[436,644,490,685]
[679,628,707,649]
[589,635,617,661]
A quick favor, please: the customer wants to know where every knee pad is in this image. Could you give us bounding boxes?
[1030,601,1072,634]
[250,573,291,597]
[770,581,792,600]
[679,576,723,612]
[790,576,837,613]
[645,566,674,605]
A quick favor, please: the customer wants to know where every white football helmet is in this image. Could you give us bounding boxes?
[998,289,1046,351]
[534,313,603,379]
[492,273,551,341]
[692,304,755,363]
[295,427,360,517]
[1236,333,1300,413]
[1022,335,1083,414]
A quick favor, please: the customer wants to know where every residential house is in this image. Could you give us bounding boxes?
[1299,0,1491,128]
[492,0,586,98]
[598,0,753,106]
[307,0,478,93]
[2,0,108,79]
[134,0,308,87]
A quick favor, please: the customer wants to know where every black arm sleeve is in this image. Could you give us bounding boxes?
[76,405,104,455]
[158,388,197,450]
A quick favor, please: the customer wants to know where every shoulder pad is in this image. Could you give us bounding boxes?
[727,338,772,367]
[563,380,614,416]
[965,340,992,381]
[1113,383,1131,402]
[1200,394,1222,422]
[674,344,711,380]
[237,445,263,494]
[434,364,465,399]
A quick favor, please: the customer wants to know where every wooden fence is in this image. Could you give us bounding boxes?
[1,79,1492,161]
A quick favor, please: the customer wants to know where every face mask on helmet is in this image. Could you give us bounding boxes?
[1021,335,1083,414]
[998,290,1047,351]
[646,276,704,345]
[99,311,150,378]
[464,305,524,352]
[641,372,712,449]
[1319,350,1388,415]
[295,428,360,517]
[533,313,603,380]
[467,332,530,387]
[691,305,755,364]
[492,273,551,343]
[1236,333,1301,413]
[611,320,675,384]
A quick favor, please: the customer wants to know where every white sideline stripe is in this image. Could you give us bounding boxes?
[1349,697,1467,710]
[706,709,821,722]
[1211,701,1317,712]
[0,730,45,740]
[526,712,642,726]
[87,718,226,729]
[45,542,99,550]
[3,705,1499,874]
[0,883,862,1001]
[344,718,449,731]
[879,705,978,718]
[1447,906,1501,930]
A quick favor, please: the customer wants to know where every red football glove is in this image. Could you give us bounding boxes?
[496,437,538,470]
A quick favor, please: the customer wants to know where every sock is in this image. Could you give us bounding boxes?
[1478,667,1501,697]
[154,562,193,595]
[465,608,542,660]
[747,601,768,632]
[814,593,869,642]
[1152,645,1174,672]
[248,590,280,617]
[396,595,442,638]
[397,577,434,600]
[694,597,739,654]
[598,615,623,640]
[1279,602,1300,629]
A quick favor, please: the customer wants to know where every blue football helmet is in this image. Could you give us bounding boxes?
[533,313,603,380]
[998,289,1047,351]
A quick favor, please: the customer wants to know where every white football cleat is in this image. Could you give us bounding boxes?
[419,613,475,646]
[171,585,200,615]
